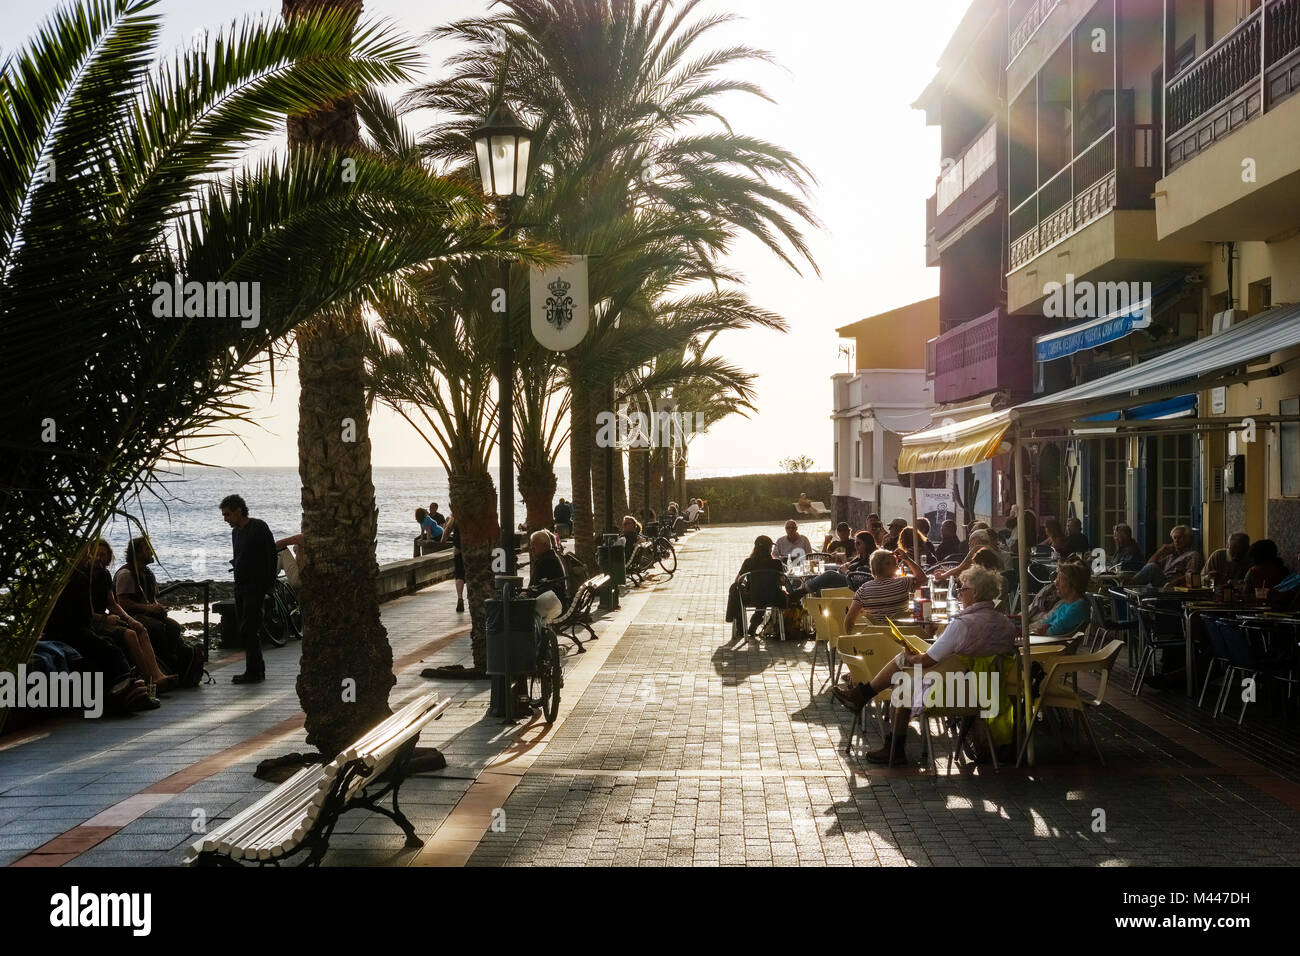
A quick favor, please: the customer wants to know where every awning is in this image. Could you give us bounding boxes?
[1033,277,1185,363]
[1015,304,1300,428]
[897,304,1300,473]
[896,409,1011,473]
[1082,394,1197,422]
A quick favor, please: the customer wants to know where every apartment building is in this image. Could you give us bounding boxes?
[912,0,1300,559]
[831,299,939,528]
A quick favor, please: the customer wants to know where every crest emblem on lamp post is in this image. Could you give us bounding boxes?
[530,256,589,351]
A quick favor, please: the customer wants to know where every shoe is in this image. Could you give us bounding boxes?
[456,599,465,613]
[832,684,868,710]
[155,675,178,694]
[232,669,265,685]
[864,735,908,766]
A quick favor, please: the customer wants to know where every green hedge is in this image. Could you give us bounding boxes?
[685,472,833,524]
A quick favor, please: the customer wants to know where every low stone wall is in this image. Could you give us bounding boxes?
[376,552,457,603]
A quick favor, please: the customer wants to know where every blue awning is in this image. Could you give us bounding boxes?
[1034,277,1185,362]
[1082,394,1197,422]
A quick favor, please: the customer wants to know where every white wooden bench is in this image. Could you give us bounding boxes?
[185,692,450,867]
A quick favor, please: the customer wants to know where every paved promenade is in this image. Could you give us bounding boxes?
[2,524,1299,867]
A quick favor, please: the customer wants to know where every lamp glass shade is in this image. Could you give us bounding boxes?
[489,135,516,197]
[513,138,531,196]
[474,139,492,194]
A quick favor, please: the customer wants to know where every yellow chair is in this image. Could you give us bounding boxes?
[808,597,854,695]
[834,628,902,756]
[820,587,853,598]
[1016,639,1124,767]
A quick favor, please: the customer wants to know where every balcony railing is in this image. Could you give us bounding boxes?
[1008,124,1158,271]
[1010,0,1061,63]
[929,309,1042,404]
[1166,0,1300,171]
[933,119,1001,245]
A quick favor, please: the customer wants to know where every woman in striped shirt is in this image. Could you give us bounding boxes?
[842,548,929,631]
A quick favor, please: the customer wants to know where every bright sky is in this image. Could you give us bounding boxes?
[4,0,972,472]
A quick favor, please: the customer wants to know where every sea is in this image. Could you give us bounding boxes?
[101,464,752,582]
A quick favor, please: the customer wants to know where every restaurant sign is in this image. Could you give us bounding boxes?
[1034,301,1151,363]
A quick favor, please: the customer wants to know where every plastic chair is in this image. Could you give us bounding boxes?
[1017,639,1124,767]
[805,597,853,696]
[734,569,790,643]
[820,587,853,598]
[834,629,901,756]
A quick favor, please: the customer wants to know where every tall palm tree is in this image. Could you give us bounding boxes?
[410,0,820,564]
[0,1,504,717]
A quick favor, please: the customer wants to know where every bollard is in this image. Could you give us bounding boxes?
[485,576,534,718]
[596,534,622,610]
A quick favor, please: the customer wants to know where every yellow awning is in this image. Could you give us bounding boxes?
[896,409,1011,474]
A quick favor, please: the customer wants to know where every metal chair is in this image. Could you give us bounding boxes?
[1131,603,1187,696]
[733,569,790,643]
[1085,590,1136,653]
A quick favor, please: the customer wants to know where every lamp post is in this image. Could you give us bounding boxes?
[472,103,533,719]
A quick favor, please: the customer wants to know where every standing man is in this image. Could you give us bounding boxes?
[220,494,277,684]
[554,497,573,537]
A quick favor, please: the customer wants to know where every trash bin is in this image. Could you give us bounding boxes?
[596,535,623,610]
[485,596,537,676]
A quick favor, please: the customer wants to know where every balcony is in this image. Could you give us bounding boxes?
[925,193,939,267]
[1008,124,1159,272]
[1166,0,1300,173]
[932,119,1001,248]
[927,308,1045,405]
[1009,0,1062,64]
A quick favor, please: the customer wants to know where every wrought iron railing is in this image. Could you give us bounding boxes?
[1010,0,1061,62]
[1167,6,1262,134]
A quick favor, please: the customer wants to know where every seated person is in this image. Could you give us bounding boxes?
[275,532,306,570]
[727,535,786,637]
[932,530,997,581]
[1110,523,1145,573]
[1203,532,1250,587]
[834,565,1016,765]
[415,507,443,545]
[45,544,159,712]
[114,536,187,667]
[1037,561,1090,636]
[865,514,887,545]
[933,519,966,562]
[618,515,644,567]
[1244,539,1287,592]
[1041,518,1067,555]
[881,518,907,550]
[773,520,812,563]
[428,502,448,526]
[969,547,1004,574]
[685,498,703,523]
[1132,525,1202,588]
[1062,517,1089,557]
[823,521,855,555]
[527,530,568,617]
[90,539,176,693]
[897,526,937,566]
[806,531,876,594]
[842,548,928,631]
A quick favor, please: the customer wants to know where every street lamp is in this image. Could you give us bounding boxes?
[472,103,533,719]
[471,103,533,575]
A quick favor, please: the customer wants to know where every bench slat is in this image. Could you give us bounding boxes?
[196,765,329,857]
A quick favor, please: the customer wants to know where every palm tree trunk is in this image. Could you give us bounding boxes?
[284,0,391,759]
[295,313,394,758]
[568,377,596,566]
[518,458,557,532]
[628,448,647,519]
[448,470,498,672]
[612,446,629,519]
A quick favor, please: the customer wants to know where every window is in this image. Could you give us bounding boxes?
[854,440,861,478]
[834,441,839,478]
[1098,438,1128,534]
[1282,398,1300,497]
[1155,434,1195,541]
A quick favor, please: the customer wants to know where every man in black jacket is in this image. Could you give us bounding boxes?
[220,494,277,684]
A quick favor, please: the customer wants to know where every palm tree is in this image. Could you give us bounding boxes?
[0,2,508,721]
[410,0,820,564]
[364,263,503,676]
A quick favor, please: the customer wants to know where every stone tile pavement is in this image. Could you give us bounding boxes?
[3,522,1299,867]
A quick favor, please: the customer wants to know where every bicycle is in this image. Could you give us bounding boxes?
[501,576,564,724]
[626,531,676,584]
[259,577,301,647]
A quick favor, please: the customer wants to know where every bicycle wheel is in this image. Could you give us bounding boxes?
[536,626,561,724]
[279,584,302,641]
[655,538,677,575]
[258,593,287,647]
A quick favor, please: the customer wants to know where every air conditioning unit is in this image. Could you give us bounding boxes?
[1211,309,1241,334]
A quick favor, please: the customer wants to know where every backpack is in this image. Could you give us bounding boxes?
[168,638,210,687]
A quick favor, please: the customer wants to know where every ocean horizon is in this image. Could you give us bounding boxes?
[102,463,758,581]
